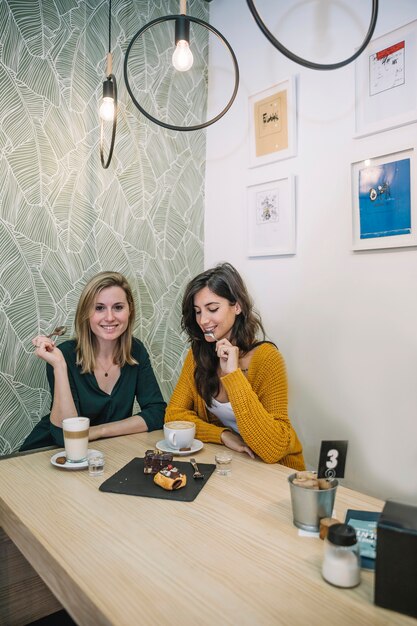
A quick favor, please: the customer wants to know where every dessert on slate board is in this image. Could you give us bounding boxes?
[154,464,187,491]
[143,450,173,474]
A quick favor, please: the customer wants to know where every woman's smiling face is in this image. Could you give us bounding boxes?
[193,286,241,342]
[89,286,130,343]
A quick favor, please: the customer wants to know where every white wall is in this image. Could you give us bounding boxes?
[205,0,417,502]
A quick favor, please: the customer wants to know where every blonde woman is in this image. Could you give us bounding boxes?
[21,272,165,450]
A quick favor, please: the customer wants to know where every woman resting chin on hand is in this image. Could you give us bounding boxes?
[20,271,166,451]
[164,262,305,470]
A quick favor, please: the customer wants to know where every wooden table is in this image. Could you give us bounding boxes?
[0,432,412,625]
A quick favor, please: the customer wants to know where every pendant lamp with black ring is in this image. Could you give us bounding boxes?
[246,0,379,70]
[124,0,239,132]
[99,0,118,168]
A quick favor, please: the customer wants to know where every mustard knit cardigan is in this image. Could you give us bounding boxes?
[165,342,305,470]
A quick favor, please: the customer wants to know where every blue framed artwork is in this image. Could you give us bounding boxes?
[351,148,416,250]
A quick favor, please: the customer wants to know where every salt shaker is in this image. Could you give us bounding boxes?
[322,523,361,588]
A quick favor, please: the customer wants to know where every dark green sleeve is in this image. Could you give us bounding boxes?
[132,339,166,431]
[45,363,64,446]
[46,342,80,446]
[49,422,64,447]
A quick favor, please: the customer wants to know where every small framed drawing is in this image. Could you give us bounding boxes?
[351,148,416,251]
[248,77,297,168]
[247,176,296,257]
[355,19,417,137]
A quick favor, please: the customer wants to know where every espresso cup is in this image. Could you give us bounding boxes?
[163,421,195,450]
[62,417,90,463]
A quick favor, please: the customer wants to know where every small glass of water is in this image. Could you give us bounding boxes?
[215,451,233,475]
[88,451,105,477]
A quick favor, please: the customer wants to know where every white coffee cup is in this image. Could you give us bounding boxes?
[62,417,90,463]
[163,421,195,450]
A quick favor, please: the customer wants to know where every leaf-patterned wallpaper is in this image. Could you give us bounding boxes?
[0,0,208,454]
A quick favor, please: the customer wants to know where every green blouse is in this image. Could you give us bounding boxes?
[20,338,166,450]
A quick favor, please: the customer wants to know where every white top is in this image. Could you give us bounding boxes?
[207,397,240,433]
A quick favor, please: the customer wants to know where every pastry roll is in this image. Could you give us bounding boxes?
[154,465,187,491]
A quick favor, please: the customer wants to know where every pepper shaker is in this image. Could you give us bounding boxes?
[322,523,361,588]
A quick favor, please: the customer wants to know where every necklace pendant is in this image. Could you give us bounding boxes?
[104,372,108,377]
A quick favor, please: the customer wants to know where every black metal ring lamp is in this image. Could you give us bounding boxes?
[100,74,117,168]
[100,0,118,168]
[246,0,379,70]
[123,15,239,131]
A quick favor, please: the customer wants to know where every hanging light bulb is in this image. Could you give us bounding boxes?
[99,24,118,169]
[100,78,115,121]
[123,1,240,131]
[172,39,193,71]
[172,1,193,72]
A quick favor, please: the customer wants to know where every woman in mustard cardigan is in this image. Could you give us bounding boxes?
[165,263,305,469]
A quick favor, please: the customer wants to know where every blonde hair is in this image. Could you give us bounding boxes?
[75,272,137,374]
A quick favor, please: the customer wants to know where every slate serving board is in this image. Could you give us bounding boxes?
[99,457,215,502]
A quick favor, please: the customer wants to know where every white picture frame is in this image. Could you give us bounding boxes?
[247,176,296,257]
[248,77,297,168]
[354,19,417,138]
[351,148,416,250]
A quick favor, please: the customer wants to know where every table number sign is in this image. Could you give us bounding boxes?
[317,440,348,479]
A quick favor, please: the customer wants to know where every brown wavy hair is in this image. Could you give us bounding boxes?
[75,271,137,374]
[181,263,266,404]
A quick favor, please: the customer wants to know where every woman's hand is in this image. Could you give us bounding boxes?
[88,425,101,441]
[216,339,240,376]
[32,335,66,369]
[88,416,148,442]
[221,430,255,458]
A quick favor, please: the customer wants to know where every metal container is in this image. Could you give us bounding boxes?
[288,473,338,531]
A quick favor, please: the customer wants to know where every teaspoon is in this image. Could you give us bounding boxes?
[204,331,217,342]
[46,325,67,338]
[190,458,204,479]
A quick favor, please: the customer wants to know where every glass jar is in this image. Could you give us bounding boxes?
[322,523,361,588]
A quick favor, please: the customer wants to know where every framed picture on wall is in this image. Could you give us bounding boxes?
[351,148,416,250]
[247,176,296,257]
[354,19,417,137]
[248,77,297,168]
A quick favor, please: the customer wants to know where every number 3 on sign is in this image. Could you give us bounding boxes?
[325,449,339,478]
[317,441,348,479]
[326,449,339,469]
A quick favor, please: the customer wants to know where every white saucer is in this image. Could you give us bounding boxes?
[51,449,100,470]
[155,439,203,456]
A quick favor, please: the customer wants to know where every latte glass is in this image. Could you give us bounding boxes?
[62,417,90,463]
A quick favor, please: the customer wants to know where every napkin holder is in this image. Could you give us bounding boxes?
[374,500,417,619]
